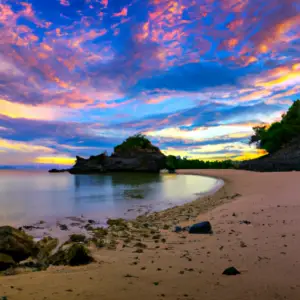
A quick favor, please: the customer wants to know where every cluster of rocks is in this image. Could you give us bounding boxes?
[0,216,164,275]
[0,226,94,274]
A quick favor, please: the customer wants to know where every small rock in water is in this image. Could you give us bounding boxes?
[59,224,68,231]
[189,221,212,234]
[222,266,241,275]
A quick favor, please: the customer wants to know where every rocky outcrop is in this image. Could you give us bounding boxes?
[69,148,166,174]
[49,243,94,266]
[239,136,300,172]
[0,226,38,262]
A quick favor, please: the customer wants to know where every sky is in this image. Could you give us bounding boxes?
[0,0,299,168]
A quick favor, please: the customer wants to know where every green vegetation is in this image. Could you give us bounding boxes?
[166,155,234,169]
[249,100,300,154]
[114,134,159,153]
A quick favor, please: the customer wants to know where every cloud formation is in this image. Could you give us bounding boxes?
[0,0,299,166]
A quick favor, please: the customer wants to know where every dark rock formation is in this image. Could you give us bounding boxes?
[239,136,300,172]
[49,243,94,266]
[68,146,166,174]
[0,226,38,262]
[188,221,212,234]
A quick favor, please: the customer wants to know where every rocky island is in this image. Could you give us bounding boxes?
[68,134,166,174]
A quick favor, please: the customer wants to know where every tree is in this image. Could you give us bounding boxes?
[249,100,300,154]
[114,134,159,153]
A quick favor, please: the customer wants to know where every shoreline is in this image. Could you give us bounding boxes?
[2,169,300,300]
[16,173,224,243]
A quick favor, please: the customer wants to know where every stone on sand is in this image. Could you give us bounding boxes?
[188,221,212,234]
[222,266,241,275]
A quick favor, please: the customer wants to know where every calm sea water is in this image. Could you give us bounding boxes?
[0,170,222,226]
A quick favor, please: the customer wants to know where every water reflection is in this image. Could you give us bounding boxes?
[0,170,221,226]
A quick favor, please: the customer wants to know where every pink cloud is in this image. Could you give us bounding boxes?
[60,0,70,6]
[113,7,128,17]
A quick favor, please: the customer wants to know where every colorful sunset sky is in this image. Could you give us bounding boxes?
[0,0,299,167]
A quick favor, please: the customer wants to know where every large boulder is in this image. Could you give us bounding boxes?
[0,226,37,262]
[49,243,94,266]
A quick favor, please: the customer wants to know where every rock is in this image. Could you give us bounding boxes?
[0,226,37,262]
[19,257,45,271]
[239,220,251,225]
[68,234,86,243]
[240,241,247,248]
[84,224,94,231]
[133,242,147,249]
[174,226,190,233]
[174,226,183,233]
[22,225,43,230]
[59,224,68,231]
[37,236,58,257]
[92,227,108,238]
[68,135,166,174]
[88,219,96,224]
[107,218,128,229]
[222,266,241,275]
[188,221,212,234]
[0,253,15,271]
[49,244,94,266]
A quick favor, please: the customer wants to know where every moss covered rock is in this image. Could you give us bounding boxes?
[0,226,37,262]
[0,253,15,271]
[36,236,59,265]
[49,244,94,266]
[68,234,86,243]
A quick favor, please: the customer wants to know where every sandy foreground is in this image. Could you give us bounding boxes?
[1,169,300,300]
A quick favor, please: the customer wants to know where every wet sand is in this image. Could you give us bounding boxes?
[1,169,300,300]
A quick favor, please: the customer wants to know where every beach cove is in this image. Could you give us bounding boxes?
[1,169,300,300]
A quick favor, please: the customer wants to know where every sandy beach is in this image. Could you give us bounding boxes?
[1,169,300,300]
